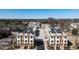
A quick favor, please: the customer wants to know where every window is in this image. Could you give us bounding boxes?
[25,40,27,42]
[57,44,59,45]
[31,40,32,42]
[64,36,67,39]
[18,40,20,42]
[51,40,53,42]
[60,40,63,42]
[64,44,66,46]
[51,36,53,39]
[25,36,27,38]
[51,44,53,46]
[57,36,59,39]
[57,40,59,42]
[31,36,32,38]
[64,40,67,43]
[18,36,20,38]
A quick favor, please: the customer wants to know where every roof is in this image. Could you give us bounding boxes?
[30,33,34,36]
[22,26,34,33]
[24,33,27,36]
[50,27,56,33]
[50,33,56,36]
[62,32,67,36]
[55,29,62,33]
[56,33,62,36]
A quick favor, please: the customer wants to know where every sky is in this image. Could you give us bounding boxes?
[0,9,79,19]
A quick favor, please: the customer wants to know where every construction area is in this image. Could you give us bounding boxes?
[0,19,79,50]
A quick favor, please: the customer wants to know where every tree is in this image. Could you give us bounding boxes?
[72,29,78,35]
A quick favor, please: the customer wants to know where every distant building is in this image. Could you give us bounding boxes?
[70,23,79,30]
[16,33,23,46]
[16,33,34,47]
[49,25,68,49]
[29,34,34,47]
[24,33,28,45]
